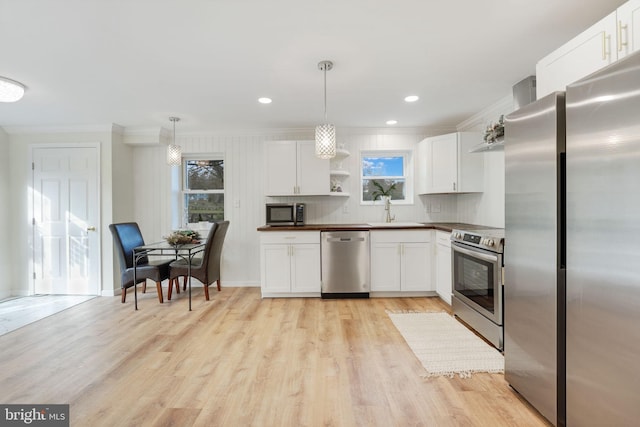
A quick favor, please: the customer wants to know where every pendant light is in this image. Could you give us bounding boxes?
[315,60,336,159]
[167,116,182,166]
[0,76,26,103]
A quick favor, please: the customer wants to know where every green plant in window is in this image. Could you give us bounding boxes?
[371,181,397,223]
[371,181,397,200]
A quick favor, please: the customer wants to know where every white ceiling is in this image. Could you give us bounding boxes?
[0,0,627,134]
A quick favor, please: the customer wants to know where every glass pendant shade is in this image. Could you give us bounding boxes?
[315,124,336,159]
[0,76,26,103]
[167,116,182,166]
[167,144,182,165]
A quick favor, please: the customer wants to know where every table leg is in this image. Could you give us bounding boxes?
[134,254,138,311]
[188,257,192,311]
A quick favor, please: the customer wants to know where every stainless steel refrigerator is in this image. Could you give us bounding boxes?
[505,49,640,427]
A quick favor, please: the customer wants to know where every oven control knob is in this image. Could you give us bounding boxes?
[486,239,494,247]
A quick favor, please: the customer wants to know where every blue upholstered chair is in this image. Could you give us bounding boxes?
[109,222,172,303]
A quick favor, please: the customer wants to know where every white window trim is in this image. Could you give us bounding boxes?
[181,154,225,225]
[360,150,413,205]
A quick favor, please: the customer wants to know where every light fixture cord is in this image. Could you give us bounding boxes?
[323,66,328,123]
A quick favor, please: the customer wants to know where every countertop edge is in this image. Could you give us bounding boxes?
[256,223,499,233]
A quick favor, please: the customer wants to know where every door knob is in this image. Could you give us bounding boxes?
[86,226,96,232]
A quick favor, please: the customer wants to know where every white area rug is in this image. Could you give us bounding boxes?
[387,311,504,378]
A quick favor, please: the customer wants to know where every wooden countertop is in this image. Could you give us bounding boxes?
[256,222,499,232]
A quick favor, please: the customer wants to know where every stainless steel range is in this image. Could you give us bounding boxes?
[450,229,505,350]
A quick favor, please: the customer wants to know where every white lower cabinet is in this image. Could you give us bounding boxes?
[435,231,452,305]
[370,230,433,293]
[260,231,321,297]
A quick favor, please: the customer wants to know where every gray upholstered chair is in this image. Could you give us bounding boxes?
[168,221,229,301]
[109,222,172,303]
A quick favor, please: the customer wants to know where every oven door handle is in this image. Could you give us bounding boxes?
[452,243,498,263]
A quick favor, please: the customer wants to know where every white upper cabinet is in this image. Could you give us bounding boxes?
[265,140,330,196]
[418,132,484,194]
[537,0,640,98]
[618,0,640,59]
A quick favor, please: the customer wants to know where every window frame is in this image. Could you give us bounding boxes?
[360,150,413,205]
[181,154,225,224]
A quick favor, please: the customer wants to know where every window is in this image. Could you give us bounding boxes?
[183,157,224,223]
[361,151,412,204]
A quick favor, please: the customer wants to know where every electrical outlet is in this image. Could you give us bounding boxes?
[425,203,431,213]
[342,204,349,214]
[233,199,240,208]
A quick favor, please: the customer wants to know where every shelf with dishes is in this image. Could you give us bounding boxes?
[329,146,351,196]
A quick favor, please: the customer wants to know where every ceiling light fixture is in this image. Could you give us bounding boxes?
[258,97,272,104]
[386,120,398,125]
[404,95,419,103]
[315,60,336,159]
[0,76,26,103]
[167,116,182,166]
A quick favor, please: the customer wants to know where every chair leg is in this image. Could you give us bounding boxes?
[167,279,173,301]
[156,281,164,303]
[121,288,127,303]
[142,281,147,293]
[204,284,210,301]
[217,279,221,292]
[182,276,188,291]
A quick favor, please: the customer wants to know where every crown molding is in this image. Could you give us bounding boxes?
[1,123,119,135]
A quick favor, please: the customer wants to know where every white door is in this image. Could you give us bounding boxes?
[32,146,100,295]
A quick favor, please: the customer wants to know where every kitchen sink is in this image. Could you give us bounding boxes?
[367,222,425,227]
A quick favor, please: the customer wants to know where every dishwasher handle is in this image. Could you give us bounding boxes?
[326,237,366,243]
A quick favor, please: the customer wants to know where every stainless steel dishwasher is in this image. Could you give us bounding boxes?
[320,231,370,298]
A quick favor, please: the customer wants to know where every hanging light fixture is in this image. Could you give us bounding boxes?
[0,76,26,103]
[315,60,336,159]
[167,116,182,166]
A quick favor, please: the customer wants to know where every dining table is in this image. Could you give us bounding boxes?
[133,240,206,311]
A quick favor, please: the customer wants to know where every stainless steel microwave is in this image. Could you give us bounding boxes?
[266,203,305,226]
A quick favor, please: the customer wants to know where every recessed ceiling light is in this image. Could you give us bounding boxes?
[404,95,419,103]
[386,120,398,125]
[258,97,272,104]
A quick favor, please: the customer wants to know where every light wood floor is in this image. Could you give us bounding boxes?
[0,287,551,427]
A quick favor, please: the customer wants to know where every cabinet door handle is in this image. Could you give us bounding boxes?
[618,21,628,52]
[453,182,456,191]
[602,32,612,60]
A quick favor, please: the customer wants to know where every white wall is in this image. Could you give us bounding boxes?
[0,129,11,300]
[2,113,509,294]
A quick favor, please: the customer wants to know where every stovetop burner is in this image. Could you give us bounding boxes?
[451,228,505,253]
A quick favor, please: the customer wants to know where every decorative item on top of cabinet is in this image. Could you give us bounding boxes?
[329,145,350,196]
[418,132,484,194]
[265,140,330,196]
[536,0,640,98]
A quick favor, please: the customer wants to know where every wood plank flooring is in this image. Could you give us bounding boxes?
[0,287,551,427]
